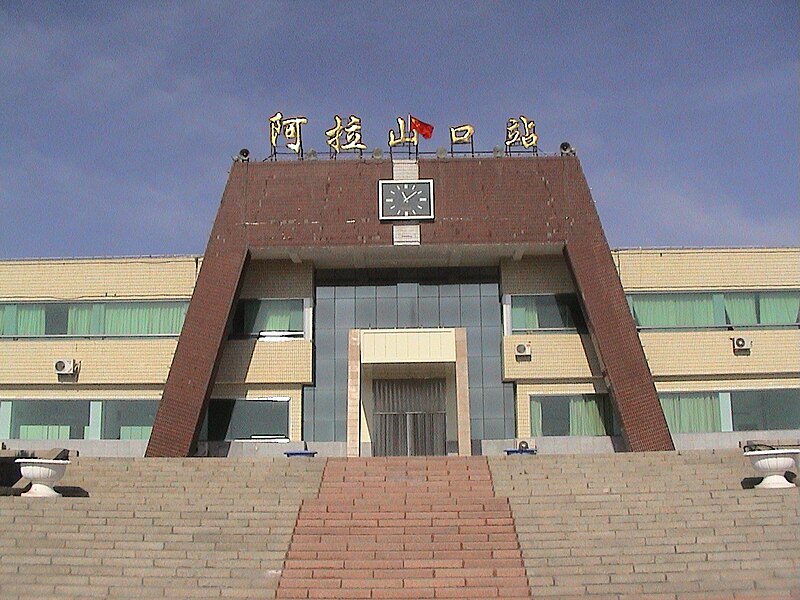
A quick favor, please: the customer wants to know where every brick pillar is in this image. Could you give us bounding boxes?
[562,162,673,451]
[146,164,250,457]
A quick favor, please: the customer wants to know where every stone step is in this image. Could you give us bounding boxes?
[488,450,800,598]
[0,457,324,600]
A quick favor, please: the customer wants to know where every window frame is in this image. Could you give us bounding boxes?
[230,297,310,341]
[508,293,586,334]
[627,289,800,331]
[0,300,190,339]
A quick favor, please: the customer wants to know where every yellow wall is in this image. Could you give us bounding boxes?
[216,339,313,384]
[0,338,313,387]
[613,248,800,291]
[361,329,456,364]
[239,260,313,298]
[500,256,575,295]
[640,329,800,379]
[0,256,198,301]
[502,334,598,382]
[0,339,177,385]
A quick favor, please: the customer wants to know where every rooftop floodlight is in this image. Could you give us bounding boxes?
[233,148,250,162]
[372,147,384,159]
[559,142,576,157]
[492,145,503,158]
[307,148,318,160]
[436,146,447,159]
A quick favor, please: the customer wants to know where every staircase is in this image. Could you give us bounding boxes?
[490,450,800,599]
[1,451,797,599]
[0,457,324,599]
[277,456,532,599]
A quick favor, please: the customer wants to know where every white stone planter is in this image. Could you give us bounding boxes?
[15,459,70,497]
[743,449,799,489]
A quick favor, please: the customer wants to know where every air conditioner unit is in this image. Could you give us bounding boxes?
[731,337,753,351]
[514,343,532,357]
[54,359,76,375]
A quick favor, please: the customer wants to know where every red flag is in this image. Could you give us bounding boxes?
[409,115,434,139]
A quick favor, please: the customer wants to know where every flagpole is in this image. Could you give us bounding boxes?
[408,113,412,160]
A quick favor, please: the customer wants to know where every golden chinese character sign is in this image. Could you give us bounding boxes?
[505,115,538,155]
[264,112,544,160]
[269,111,308,158]
[325,114,367,156]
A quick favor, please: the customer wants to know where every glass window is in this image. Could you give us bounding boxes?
[731,389,800,431]
[45,304,68,335]
[439,296,460,327]
[758,292,800,325]
[629,293,716,328]
[0,301,189,337]
[628,291,799,329]
[397,296,418,327]
[355,297,377,328]
[418,297,440,327]
[306,267,508,443]
[17,304,45,335]
[102,400,158,440]
[376,297,398,328]
[231,299,303,336]
[724,293,758,326]
[659,393,722,433]
[460,296,481,328]
[10,400,91,440]
[104,301,188,335]
[203,398,290,441]
[510,294,581,331]
[531,394,613,436]
[315,297,335,329]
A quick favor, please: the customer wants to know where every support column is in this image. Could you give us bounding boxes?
[564,237,674,452]
[454,328,471,456]
[146,163,250,457]
[346,329,361,457]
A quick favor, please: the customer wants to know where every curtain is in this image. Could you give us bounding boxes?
[258,300,303,332]
[631,294,715,327]
[104,302,186,335]
[262,300,293,331]
[724,293,757,326]
[660,393,721,433]
[569,395,610,436]
[511,296,538,330]
[0,305,4,335]
[529,397,543,436]
[154,302,187,333]
[67,304,93,335]
[17,304,45,335]
[759,292,800,325]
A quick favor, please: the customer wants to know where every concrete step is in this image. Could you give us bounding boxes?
[489,449,800,598]
[0,457,324,599]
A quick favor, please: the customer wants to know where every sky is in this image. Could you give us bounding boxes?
[1,1,798,259]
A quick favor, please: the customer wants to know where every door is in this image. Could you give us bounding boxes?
[373,378,446,456]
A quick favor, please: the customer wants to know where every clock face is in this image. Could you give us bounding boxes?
[378,179,434,220]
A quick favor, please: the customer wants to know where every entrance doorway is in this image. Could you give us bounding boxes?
[372,379,446,456]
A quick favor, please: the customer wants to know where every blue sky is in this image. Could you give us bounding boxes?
[1,1,798,258]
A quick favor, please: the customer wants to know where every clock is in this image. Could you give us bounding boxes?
[378,179,434,220]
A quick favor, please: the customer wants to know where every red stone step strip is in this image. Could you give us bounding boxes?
[276,457,532,599]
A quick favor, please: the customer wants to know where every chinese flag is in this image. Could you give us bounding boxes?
[410,115,434,139]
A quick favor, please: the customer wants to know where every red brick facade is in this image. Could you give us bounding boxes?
[146,157,674,457]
